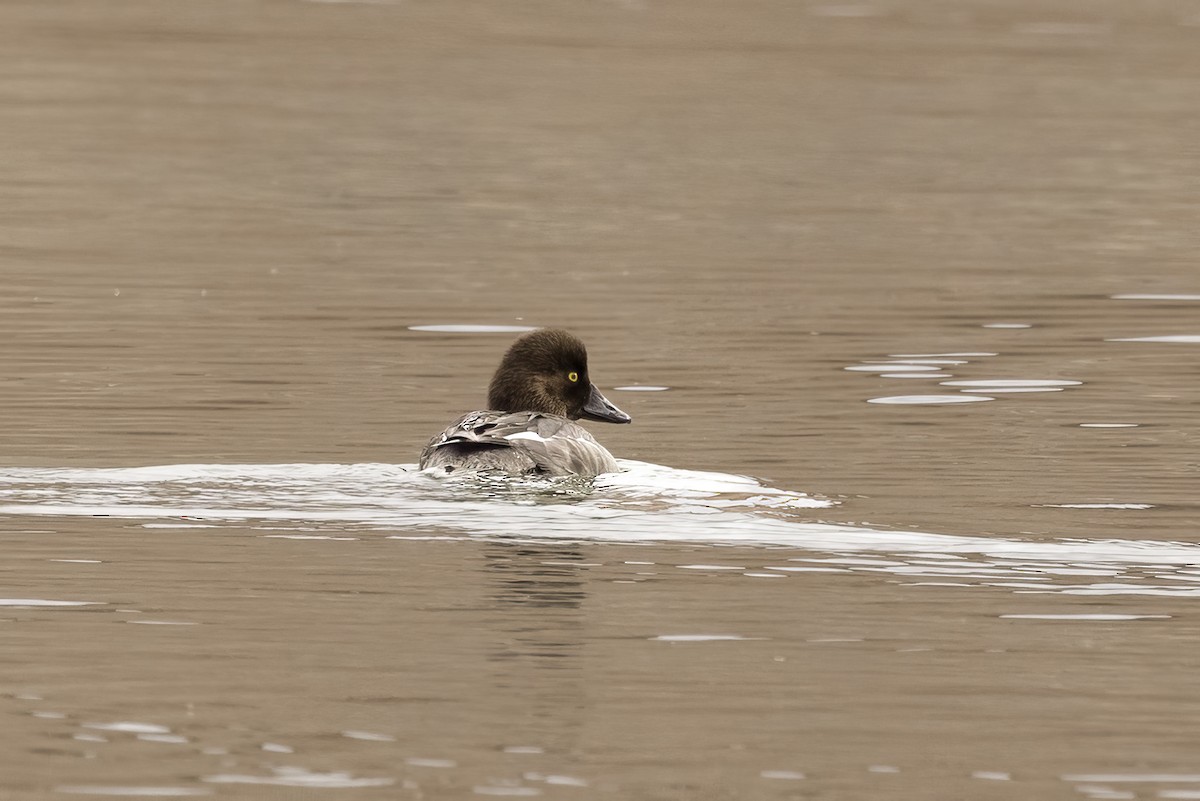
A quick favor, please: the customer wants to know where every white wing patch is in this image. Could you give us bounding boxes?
[505,432,550,443]
[506,431,592,444]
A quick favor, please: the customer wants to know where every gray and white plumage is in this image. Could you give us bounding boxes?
[418,329,631,478]
[419,410,619,477]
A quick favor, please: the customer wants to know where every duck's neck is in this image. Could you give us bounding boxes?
[488,367,566,416]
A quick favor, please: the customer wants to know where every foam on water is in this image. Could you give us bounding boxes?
[2,462,1200,597]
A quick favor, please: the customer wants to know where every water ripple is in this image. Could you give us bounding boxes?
[1,462,1198,598]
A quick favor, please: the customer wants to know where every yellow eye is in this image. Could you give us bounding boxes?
[567,371,579,383]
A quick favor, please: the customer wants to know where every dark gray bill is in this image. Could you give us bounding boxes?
[581,383,632,424]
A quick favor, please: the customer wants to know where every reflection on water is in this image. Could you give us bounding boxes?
[941,379,1081,388]
[407,325,538,334]
[56,788,211,797]
[848,351,1085,404]
[1111,295,1200,301]
[1109,335,1200,344]
[867,394,993,404]
[485,544,588,611]
[202,767,395,789]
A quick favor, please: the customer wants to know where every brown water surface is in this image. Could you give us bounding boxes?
[3,0,1200,798]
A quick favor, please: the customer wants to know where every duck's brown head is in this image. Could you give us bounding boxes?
[487,329,631,424]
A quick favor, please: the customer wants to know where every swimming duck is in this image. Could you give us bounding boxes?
[419,328,632,477]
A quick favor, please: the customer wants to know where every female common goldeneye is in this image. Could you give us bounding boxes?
[419,328,631,477]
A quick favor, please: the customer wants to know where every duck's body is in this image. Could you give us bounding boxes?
[419,329,630,478]
[419,410,618,477]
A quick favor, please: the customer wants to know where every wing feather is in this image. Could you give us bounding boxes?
[419,411,617,476]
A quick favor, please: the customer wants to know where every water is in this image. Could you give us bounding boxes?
[4,0,1200,798]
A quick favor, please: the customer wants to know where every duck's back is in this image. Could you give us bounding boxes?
[419,410,618,477]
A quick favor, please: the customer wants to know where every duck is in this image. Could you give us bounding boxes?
[419,328,632,477]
